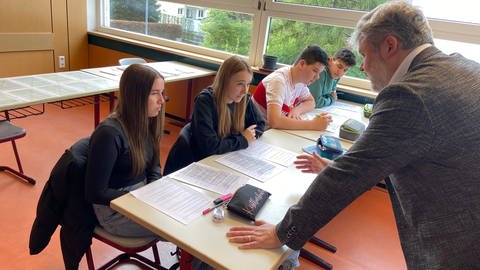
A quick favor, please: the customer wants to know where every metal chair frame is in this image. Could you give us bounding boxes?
[85,226,178,270]
[0,112,36,185]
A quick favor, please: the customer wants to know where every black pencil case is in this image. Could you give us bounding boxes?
[227,184,271,221]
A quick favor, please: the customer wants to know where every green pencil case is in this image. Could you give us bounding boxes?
[339,118,365,141]
[363,103,373,118]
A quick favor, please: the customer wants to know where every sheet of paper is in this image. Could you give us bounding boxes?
[216,152,285,182]
[331,101,363,112]
[241,140,297,167]
[301,109,349,134]
[130,177,211,225]
[168,162,248,195]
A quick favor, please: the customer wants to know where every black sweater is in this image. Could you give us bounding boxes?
[84,117,161,205]
[190,87,265,160]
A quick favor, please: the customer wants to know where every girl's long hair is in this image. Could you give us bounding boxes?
[211,56,252,138]
[115,64,164,177]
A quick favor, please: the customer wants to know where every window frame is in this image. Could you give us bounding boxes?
[90,0,480,92]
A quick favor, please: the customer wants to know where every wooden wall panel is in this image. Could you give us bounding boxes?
[0,51,54,77]
[0,0,87,77]
[165,81,189,119]
[0,0,52,32]
[52,0,69,72]
[67,0,88,70]
[166,75,213,120]
[88,45,153,67]
[0,33,54,52]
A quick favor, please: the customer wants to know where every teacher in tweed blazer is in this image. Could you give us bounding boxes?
[227,1,480,269]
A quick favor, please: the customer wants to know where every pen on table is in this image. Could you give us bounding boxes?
[202,200,229,215]
[213,193,233,205]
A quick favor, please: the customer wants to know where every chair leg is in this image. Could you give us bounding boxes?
[0,140,36,185]
[11,140,24,173]
[152,243,161,267]
[85,246,95,270]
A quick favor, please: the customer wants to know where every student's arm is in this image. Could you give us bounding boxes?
[288,95,315,119]
[246,95,266,137]
[84,126,127,205]
[316,94,335,108]
[146,160,161,182]
[310,74,337,108]
[267,103,331,130]
[191,93,248,159]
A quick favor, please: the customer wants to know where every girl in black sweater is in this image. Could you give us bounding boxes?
[190,56,265,160]
[85,64,165,237]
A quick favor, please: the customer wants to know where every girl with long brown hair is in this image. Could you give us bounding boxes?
[190,56,265,160]
[85,64,165,237]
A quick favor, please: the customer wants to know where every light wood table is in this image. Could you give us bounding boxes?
[111,129,317,270]
[0,71,118,124]
[82,61,216,124]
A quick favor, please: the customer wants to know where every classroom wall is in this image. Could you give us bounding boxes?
[0,0,88,77]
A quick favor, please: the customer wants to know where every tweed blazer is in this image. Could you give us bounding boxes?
[276,46,480,269]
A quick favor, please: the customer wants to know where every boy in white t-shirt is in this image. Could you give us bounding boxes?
[253,45,332,130]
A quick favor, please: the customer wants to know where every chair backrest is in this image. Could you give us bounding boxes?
[118,57,147,66]
[164,123,195,175]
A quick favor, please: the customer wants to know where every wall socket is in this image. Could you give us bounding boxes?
[58,56,65,68]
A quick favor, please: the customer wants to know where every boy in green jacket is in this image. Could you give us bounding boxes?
[309,48,356,108]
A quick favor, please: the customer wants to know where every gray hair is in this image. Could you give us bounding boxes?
[349,1,433,50]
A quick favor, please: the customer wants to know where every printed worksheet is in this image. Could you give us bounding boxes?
[240,140,297,167]
[130,177,211,224]
[216,151,284,182]
[168,162,248,195]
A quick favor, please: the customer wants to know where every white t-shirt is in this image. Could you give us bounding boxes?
[255,66,312,120]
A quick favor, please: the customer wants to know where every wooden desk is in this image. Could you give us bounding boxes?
[0,62,215,127]
[111,129,317,270]
[82,61,216,124]
[0,71,118,124]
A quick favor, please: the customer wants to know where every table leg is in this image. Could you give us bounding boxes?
[299,248,333,270]
[179,249,193,270]
[299,237,336,269]
[185,79,193,124]
[109,92,116,112]
[94,95,100,128]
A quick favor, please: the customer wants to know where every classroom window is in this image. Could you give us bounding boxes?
[94,0,480,92]
[434,39,480,63]
[413,0,480,24]
[102,1,253,56]
[265,18,365,79]
[274,0,384,11]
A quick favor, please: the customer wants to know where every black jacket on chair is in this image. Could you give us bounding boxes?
[29,137,98,270]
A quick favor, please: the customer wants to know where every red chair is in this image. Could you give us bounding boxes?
[0,120,35,185]
[85,226,179,270]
